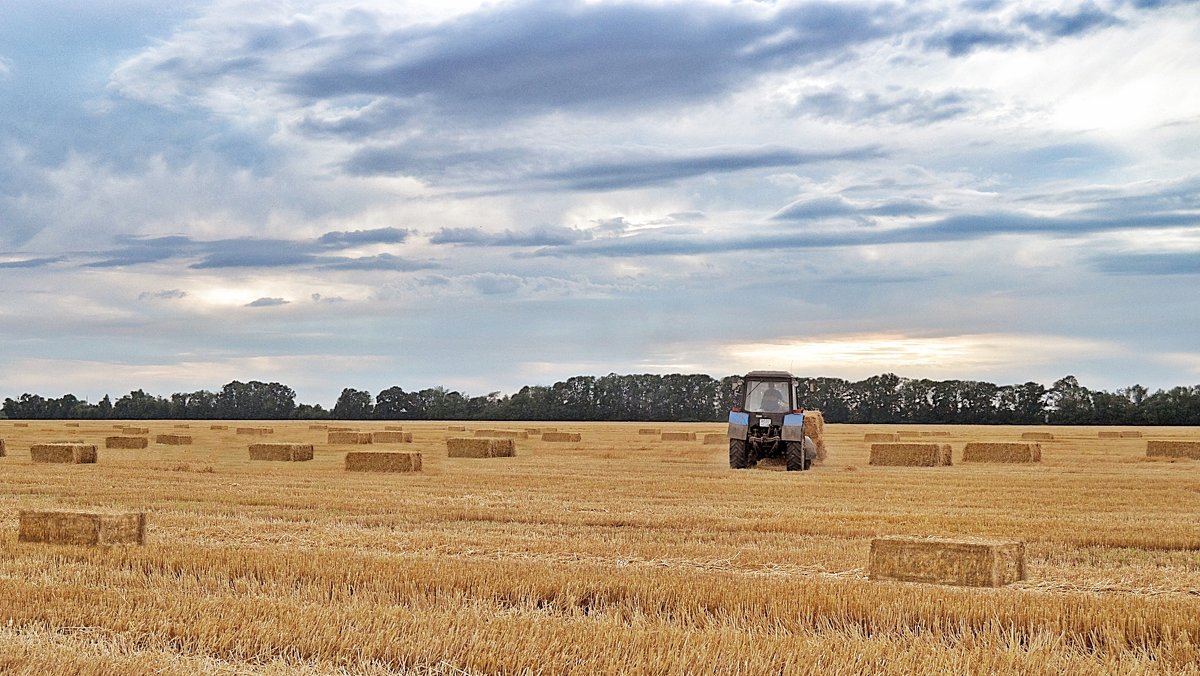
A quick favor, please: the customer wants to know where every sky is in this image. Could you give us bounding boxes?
[2,0,1199,406]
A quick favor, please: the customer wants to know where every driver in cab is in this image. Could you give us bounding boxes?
[760,382,788,412]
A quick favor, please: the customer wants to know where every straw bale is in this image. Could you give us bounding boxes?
[384,425,405,431]
[447,437,516,458]
[962,442,1041,463]
[105,436,148,449]
[930,431,951,437]
[525,428,544,436]
[328,426,353,432]
[474,429,528,439]
[864,433,900,442]
[249,443,315,461]
[1098,431,1121,439]
[65,422,80,428]
[1146,440,1200,460]
[897,430,921,438]
[328,431,372,445]
[0,439,5,457]
[919,431,934,437]
[803,411,828,463]
[371,431,413,444]
[661,432,696,441]
[19,510,145,546]
[869,443,952,467]
[14,422,29,427]
[236,427,273,436]
[122,427,149,435]
[173,424,190,429]
[1120,431,1143,439]
[155,434,193,446]
[447,425,466,432]
[869,536,1025,587]
[542,432,582,442]
[541,428,557,433]
[638,428,661,435]
[308,424,329,430]
[702,433,726,445]
[30,443,97,464]
[210,425,228,430]
[1021,432,1054,441]
[345,451,422,473]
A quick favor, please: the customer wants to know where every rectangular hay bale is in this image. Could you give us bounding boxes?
[962,442,1041,463]
[155,434,193,446]
[30,443,97,464]
[210,425,229,430]
[249,443,315,461]
[1098,431,1122,439]
[638,428,661,435]
[328,431,373,445]
[384,425,405,431]
[64,422,80,428]
[1021,432,1054,441]
[897,430,922,438]
[371,431,413,443]
[702,433,726,445]
[1146,440,1200,460]
[474,429,528,439]
[447,437,516,458]
[121,427,149,435]
[869,536,1025,587]
[236,427,273,436]
[802,411,828,463]
[869,443,952,467]
[1120,431,1143,439]
[345,451,422,473]
[864,433,901,442]
[18,510,145,546]
[660,432,696,441]
[542,432,581,442]
[14,422,29,427]
[0,439,5,457]
[105,436,149,449]
[447,425,466,432]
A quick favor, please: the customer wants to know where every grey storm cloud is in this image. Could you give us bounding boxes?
[927,2,1123,56]
[317,227,410,247]
[284,2,904,120]
[0,255,66,269]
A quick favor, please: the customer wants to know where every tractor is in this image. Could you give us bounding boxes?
[727,370,815,471]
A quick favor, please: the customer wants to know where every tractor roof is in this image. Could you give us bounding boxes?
[743,370,794,380]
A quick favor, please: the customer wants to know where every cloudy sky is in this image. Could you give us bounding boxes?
[2,0,1199,405]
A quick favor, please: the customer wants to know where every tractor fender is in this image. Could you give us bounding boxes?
[727,411,749,440]
[781,412,805,442]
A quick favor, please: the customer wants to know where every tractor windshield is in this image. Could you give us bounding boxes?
[744,380,791,413]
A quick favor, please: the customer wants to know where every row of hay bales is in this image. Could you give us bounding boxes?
[868,442,1042,466]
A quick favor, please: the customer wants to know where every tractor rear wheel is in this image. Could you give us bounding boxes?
[729,439,748,469]
[785,441,808,471]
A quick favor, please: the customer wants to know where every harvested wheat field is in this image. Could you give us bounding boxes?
[0,420,1198,674]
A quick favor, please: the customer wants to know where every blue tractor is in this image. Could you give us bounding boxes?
[727,370,815,471]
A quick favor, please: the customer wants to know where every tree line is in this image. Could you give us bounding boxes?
[3,373,1200,425]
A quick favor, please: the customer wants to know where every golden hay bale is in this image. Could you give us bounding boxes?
[14,422,29,427]
[525,428,544,435]
[864,433,900,442]
[962,442,1041,463]
[661,432,696,441]
[345,451,422,473]
[155,434,192,446]
[869,443,952,467]
[1120,431,1143,439]
[869,536,1025,587]
[371,431,413,444]
[447,425,466,432]
[1098,431,1122,439]
[328,431,373,445]
[930,431,951,437]
[1021,432,1054,441]
[248,443,315,461]
[384,425,405,431]
[447,437,516,458]
[105,436,148,449]
[19,510,145,546]
[702,433,726,445]
[638,428,661,435]
[308,424,329,430]
[328,426,353,432]
[803,411,828,463]
[209,425,229,430]
[0,439,5,457]
[173,424,190,429]
[1146,440,1200,460]
[236,427,273,436]
[897,430,921,438]
[64,422,80,428]
[30,444,97,464]
[121,427,149,435]
[542,432,582,442]
[475,429,528,439]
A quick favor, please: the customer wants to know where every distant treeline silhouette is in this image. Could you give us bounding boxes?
[3,373,1199,424]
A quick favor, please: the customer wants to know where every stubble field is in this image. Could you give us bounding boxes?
[0,420,1198,674]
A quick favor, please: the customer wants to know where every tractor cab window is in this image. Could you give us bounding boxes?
[745,380,791,413]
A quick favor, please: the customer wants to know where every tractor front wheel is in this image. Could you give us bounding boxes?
[785,441,809,471]
[729,439,748,469]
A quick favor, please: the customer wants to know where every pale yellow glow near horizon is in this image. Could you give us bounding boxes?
[724,333,1115,378]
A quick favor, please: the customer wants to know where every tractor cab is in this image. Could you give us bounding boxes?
[727,370,813,471]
